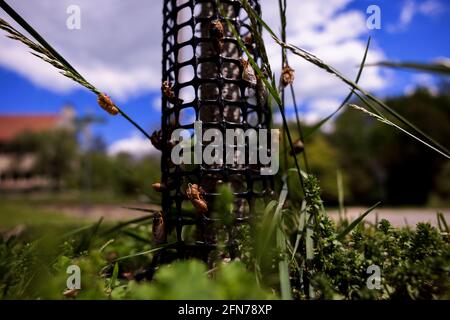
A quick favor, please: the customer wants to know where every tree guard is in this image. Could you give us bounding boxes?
[159,0,273,263]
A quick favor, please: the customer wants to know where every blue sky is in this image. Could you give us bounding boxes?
[0,0,448,155]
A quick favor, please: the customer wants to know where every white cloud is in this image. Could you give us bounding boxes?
[152,96,161,112]
[108,131,158,158]
[387,0,446,33]
[404,73,439,96]
[0,0,388,127]
[260,0,387,120]
[0,0,161,101]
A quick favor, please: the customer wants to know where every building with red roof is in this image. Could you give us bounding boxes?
[0,106,75,191]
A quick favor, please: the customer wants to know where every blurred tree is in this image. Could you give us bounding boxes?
[3,131,41,153]
[429,161,450,206]
[330,105,379,204]
[34,129,78,191]
[306,134,349,204]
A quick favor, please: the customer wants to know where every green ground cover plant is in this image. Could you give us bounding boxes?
[0,0,449,300]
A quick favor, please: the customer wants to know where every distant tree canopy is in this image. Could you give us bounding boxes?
[1,88,447,205]
[2,129,161,198]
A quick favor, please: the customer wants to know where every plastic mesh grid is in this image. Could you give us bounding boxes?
[160,0,273,259]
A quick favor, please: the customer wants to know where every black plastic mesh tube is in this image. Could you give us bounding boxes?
[160,0,273,261]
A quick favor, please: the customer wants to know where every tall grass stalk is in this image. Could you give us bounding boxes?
[0,1,152,142]
[219,2,306,191]
[241,0,450,160]
[304,37,371,140]
[337,169,345,221]
[277,0,310,173]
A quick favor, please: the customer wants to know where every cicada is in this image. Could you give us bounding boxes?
[162,81,184,106]
[240,58,257,87]
[63,288,79,298]
[152,211,167,245]
[97,93,119,115]
[152,182,167,192]
[150,129,163,150]
[209,19,224,53]
[281,65,295,87]
[186,183,208,215]
[290,139,304,155]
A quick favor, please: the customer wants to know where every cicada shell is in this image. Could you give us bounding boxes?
[290,139,304,155]
[97,93,119,115]
[210,19,224,53]
[150,129,163,150]
[152,182,166,192]
[192,198,208,215]
[152,211,167,245]
[186,184,208,215]
[281,65,295,87]
[240,58,257,87]
[63,288,79,298]
[256,76,268,107]
[162,80,184,106]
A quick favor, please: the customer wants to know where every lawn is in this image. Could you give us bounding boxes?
[0,199,85,229]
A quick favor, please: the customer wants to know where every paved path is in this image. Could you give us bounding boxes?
[328,207,449,228]
[44,203,160,221]
[45,204,450,228]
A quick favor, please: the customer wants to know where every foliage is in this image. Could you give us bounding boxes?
[1,129,161,199]
[1,189,448,300]
[0,0,449,302]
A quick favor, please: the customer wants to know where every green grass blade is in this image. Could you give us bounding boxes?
[0,0,84,80]
[263,200,278,219]
[121,206,158,214]
[219,3,306,190]
[291,200,306,261]
[367,60,450,75]
[304,37,371,140]
[113,244,172,262]
[436,212,449,233]
[350,104,450,159]
[337,201,381,240]
[241,2,449,158]
[122,229,152,244]
[0,2,153,142]
[337,169,345,221]
[277,227,292,300]
[109,262,119,289]
[261,181,288,250]
[102,214,154,235]
[99,239,115,252]
[75,217,103,253]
